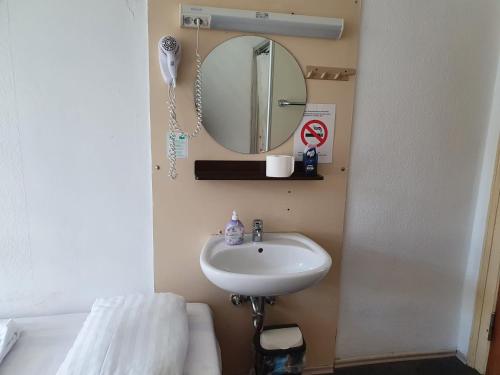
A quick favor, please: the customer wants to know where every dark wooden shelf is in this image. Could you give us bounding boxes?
[194,160,324,180]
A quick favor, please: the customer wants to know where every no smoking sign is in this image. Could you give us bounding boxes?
[300,120,328,147]
[293,104,335,163]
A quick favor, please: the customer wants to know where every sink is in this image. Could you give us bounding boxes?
[200,233,332,296]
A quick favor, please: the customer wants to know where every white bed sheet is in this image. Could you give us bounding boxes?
[0,303,221,375]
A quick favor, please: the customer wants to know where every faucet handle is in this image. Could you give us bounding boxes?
[253,219,263,229]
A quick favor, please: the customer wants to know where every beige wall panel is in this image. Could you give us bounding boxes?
[148,1,361,373]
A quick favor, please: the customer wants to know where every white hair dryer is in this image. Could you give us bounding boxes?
[158,35,181,87]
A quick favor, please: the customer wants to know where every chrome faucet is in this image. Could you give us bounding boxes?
[252,219,263,242]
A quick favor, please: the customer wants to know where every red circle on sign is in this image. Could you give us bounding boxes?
[300,120,328,147]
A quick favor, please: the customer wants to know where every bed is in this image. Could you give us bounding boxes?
[0,303,221,375]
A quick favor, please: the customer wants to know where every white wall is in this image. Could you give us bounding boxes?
[0,0,153,317]
[338,0,500,360]
[458,57,500,356]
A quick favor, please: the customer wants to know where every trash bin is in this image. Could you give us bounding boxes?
[254,324,306,375]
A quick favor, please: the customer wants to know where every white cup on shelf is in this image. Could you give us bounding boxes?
[266,155,295,178]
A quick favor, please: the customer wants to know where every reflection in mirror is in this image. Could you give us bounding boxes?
[200,36,306,154]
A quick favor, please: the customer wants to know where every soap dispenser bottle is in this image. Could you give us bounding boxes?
[225,210,245,245]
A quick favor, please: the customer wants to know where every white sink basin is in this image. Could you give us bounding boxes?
[200,233,332,296]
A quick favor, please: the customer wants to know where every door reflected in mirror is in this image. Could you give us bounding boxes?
[200,36,307,154]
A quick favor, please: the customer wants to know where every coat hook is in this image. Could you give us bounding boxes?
[305,65,357,81]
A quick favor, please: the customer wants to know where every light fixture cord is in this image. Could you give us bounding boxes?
[192,19,203,140]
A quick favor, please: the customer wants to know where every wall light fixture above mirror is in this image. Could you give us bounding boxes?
[180,4,344,40]
[200,36,307,154]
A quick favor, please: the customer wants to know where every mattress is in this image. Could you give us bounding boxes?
[0,303,221,375]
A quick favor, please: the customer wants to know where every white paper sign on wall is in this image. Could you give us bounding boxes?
[293,104,335,163]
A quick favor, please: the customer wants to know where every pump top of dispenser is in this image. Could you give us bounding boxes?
[231,210,238,221]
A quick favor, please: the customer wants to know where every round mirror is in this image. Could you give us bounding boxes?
[200,36,306,154]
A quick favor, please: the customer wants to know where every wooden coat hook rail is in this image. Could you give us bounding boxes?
[306,65,356,81]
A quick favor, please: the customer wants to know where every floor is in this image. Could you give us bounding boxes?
[334,357,479,375]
